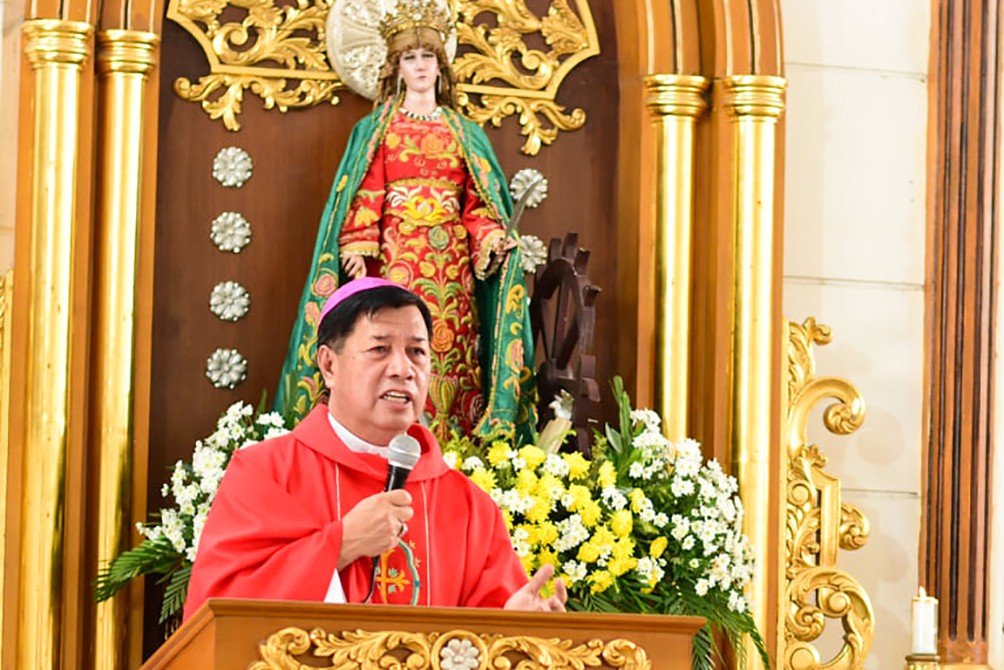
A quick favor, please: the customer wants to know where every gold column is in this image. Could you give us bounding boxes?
[92,29,158,670]
[643,75,709,440]
[720,74,786,668]
[0,270,11,666]
[19,19,93,669]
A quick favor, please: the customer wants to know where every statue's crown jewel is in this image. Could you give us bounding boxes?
[378,0,454,42]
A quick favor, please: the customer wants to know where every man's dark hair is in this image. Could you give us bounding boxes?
[316,285,433,353]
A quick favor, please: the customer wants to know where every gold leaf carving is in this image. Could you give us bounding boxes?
[167,0,599,152]
[174,74,340,131]
[248,626,651,670]
[781,318,874,670]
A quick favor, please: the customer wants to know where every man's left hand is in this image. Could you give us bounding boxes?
[504,564,567,612]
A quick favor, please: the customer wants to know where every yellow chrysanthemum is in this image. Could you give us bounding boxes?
[650,536,668,559]
[517,523,537,545]
[588,570,614,594]
[536,472,562,498]
[516,469,538,492]
[468,468,497,493]
[590,525,615,550]
[519,445,547,470]
[562,452,590,479]
[597,461,617,489]
[608,554,637,577]
[567,484,592,510]
[520,552,536,575]
[629,488,648,513]
[486,441,511,467]
[538,548,558,567]
[536,521,559,545]
[610,509,633,538]
[579,499,602,528]
[525,496,551,524]
[577,541,601,563]
[501,510,513,529]
[611,537,636,563]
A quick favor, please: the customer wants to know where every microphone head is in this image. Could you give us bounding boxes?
[388,433,422,470]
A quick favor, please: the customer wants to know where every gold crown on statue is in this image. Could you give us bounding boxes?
[378,0,454,43]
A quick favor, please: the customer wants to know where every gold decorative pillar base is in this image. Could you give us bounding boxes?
[17,18,94,670]
[907,654,941,669]
[719,74,785,669]
[92,28,159,670]
[643,74,709,440]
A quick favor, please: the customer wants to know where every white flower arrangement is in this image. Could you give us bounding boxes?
[95,401,289,622]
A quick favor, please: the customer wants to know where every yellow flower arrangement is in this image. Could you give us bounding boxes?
[443,377,768,670]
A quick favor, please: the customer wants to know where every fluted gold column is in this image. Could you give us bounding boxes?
[19,19,94,670]
[720,74,786,668]
[0,270,11,666]
[92,29,159,670]
[644,75,709,440]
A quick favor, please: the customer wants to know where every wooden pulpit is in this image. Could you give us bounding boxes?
[141,598,705,669]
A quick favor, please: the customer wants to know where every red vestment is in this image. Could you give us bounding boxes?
[182,406,527,620]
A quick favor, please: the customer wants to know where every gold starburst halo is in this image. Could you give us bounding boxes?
[326,0,457,100]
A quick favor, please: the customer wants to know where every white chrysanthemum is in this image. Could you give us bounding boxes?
[695,578,710,596]
[554,514,589,552]
[562,559,588,584]
[462,456,485,471]
[212,146,253,188]
[442,452,459,469]
[601,487,628,510]
[542,453,570,477]
[636,556,665,585]
[205,348,248,389]
[670,476,695,497]
[631,409,662,433]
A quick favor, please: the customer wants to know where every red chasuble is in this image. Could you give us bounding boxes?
[182,406,528,620]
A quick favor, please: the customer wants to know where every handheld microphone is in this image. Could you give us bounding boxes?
[364,433,421,604]
[385,433,421,491]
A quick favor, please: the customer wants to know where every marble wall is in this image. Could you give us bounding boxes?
[780,2,930,668]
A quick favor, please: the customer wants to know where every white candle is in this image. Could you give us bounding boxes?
[911,587,939,655]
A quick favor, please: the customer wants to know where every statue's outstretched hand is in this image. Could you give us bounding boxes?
[504,563,567,612]
[341,253,367,279]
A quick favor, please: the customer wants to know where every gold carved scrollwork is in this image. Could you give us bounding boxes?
[782,318,874,670]
[167,0,599,153]
[168,0,341,130]
[249,626,651,669]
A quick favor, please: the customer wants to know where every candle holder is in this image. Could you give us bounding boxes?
[905,653,940,669]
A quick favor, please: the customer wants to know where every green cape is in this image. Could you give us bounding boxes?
[275,99,537,443]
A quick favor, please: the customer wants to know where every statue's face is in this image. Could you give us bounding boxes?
[398,47,440,95]
[318,306,431,445]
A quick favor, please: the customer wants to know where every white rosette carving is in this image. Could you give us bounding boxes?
[439,638,480,670]
[210,212,252,253]
[212,146,253,188]
[209,281,251,322]
[205,348,248,389]
[509,168,549,208]
[518,234,548,274]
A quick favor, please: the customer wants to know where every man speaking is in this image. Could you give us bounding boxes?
[183,278,566,619]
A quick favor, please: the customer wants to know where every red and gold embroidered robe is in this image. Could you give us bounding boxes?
[338,111,507,440]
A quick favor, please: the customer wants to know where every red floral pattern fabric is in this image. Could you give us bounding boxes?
[339,111,507,440]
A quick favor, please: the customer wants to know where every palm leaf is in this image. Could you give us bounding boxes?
[94,537,182,602]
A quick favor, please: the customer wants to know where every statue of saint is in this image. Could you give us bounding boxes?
[276,0,536,443]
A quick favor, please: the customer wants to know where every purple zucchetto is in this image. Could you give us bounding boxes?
[318,277,401,325]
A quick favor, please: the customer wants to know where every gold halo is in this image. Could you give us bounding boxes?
[326,0,458,100]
